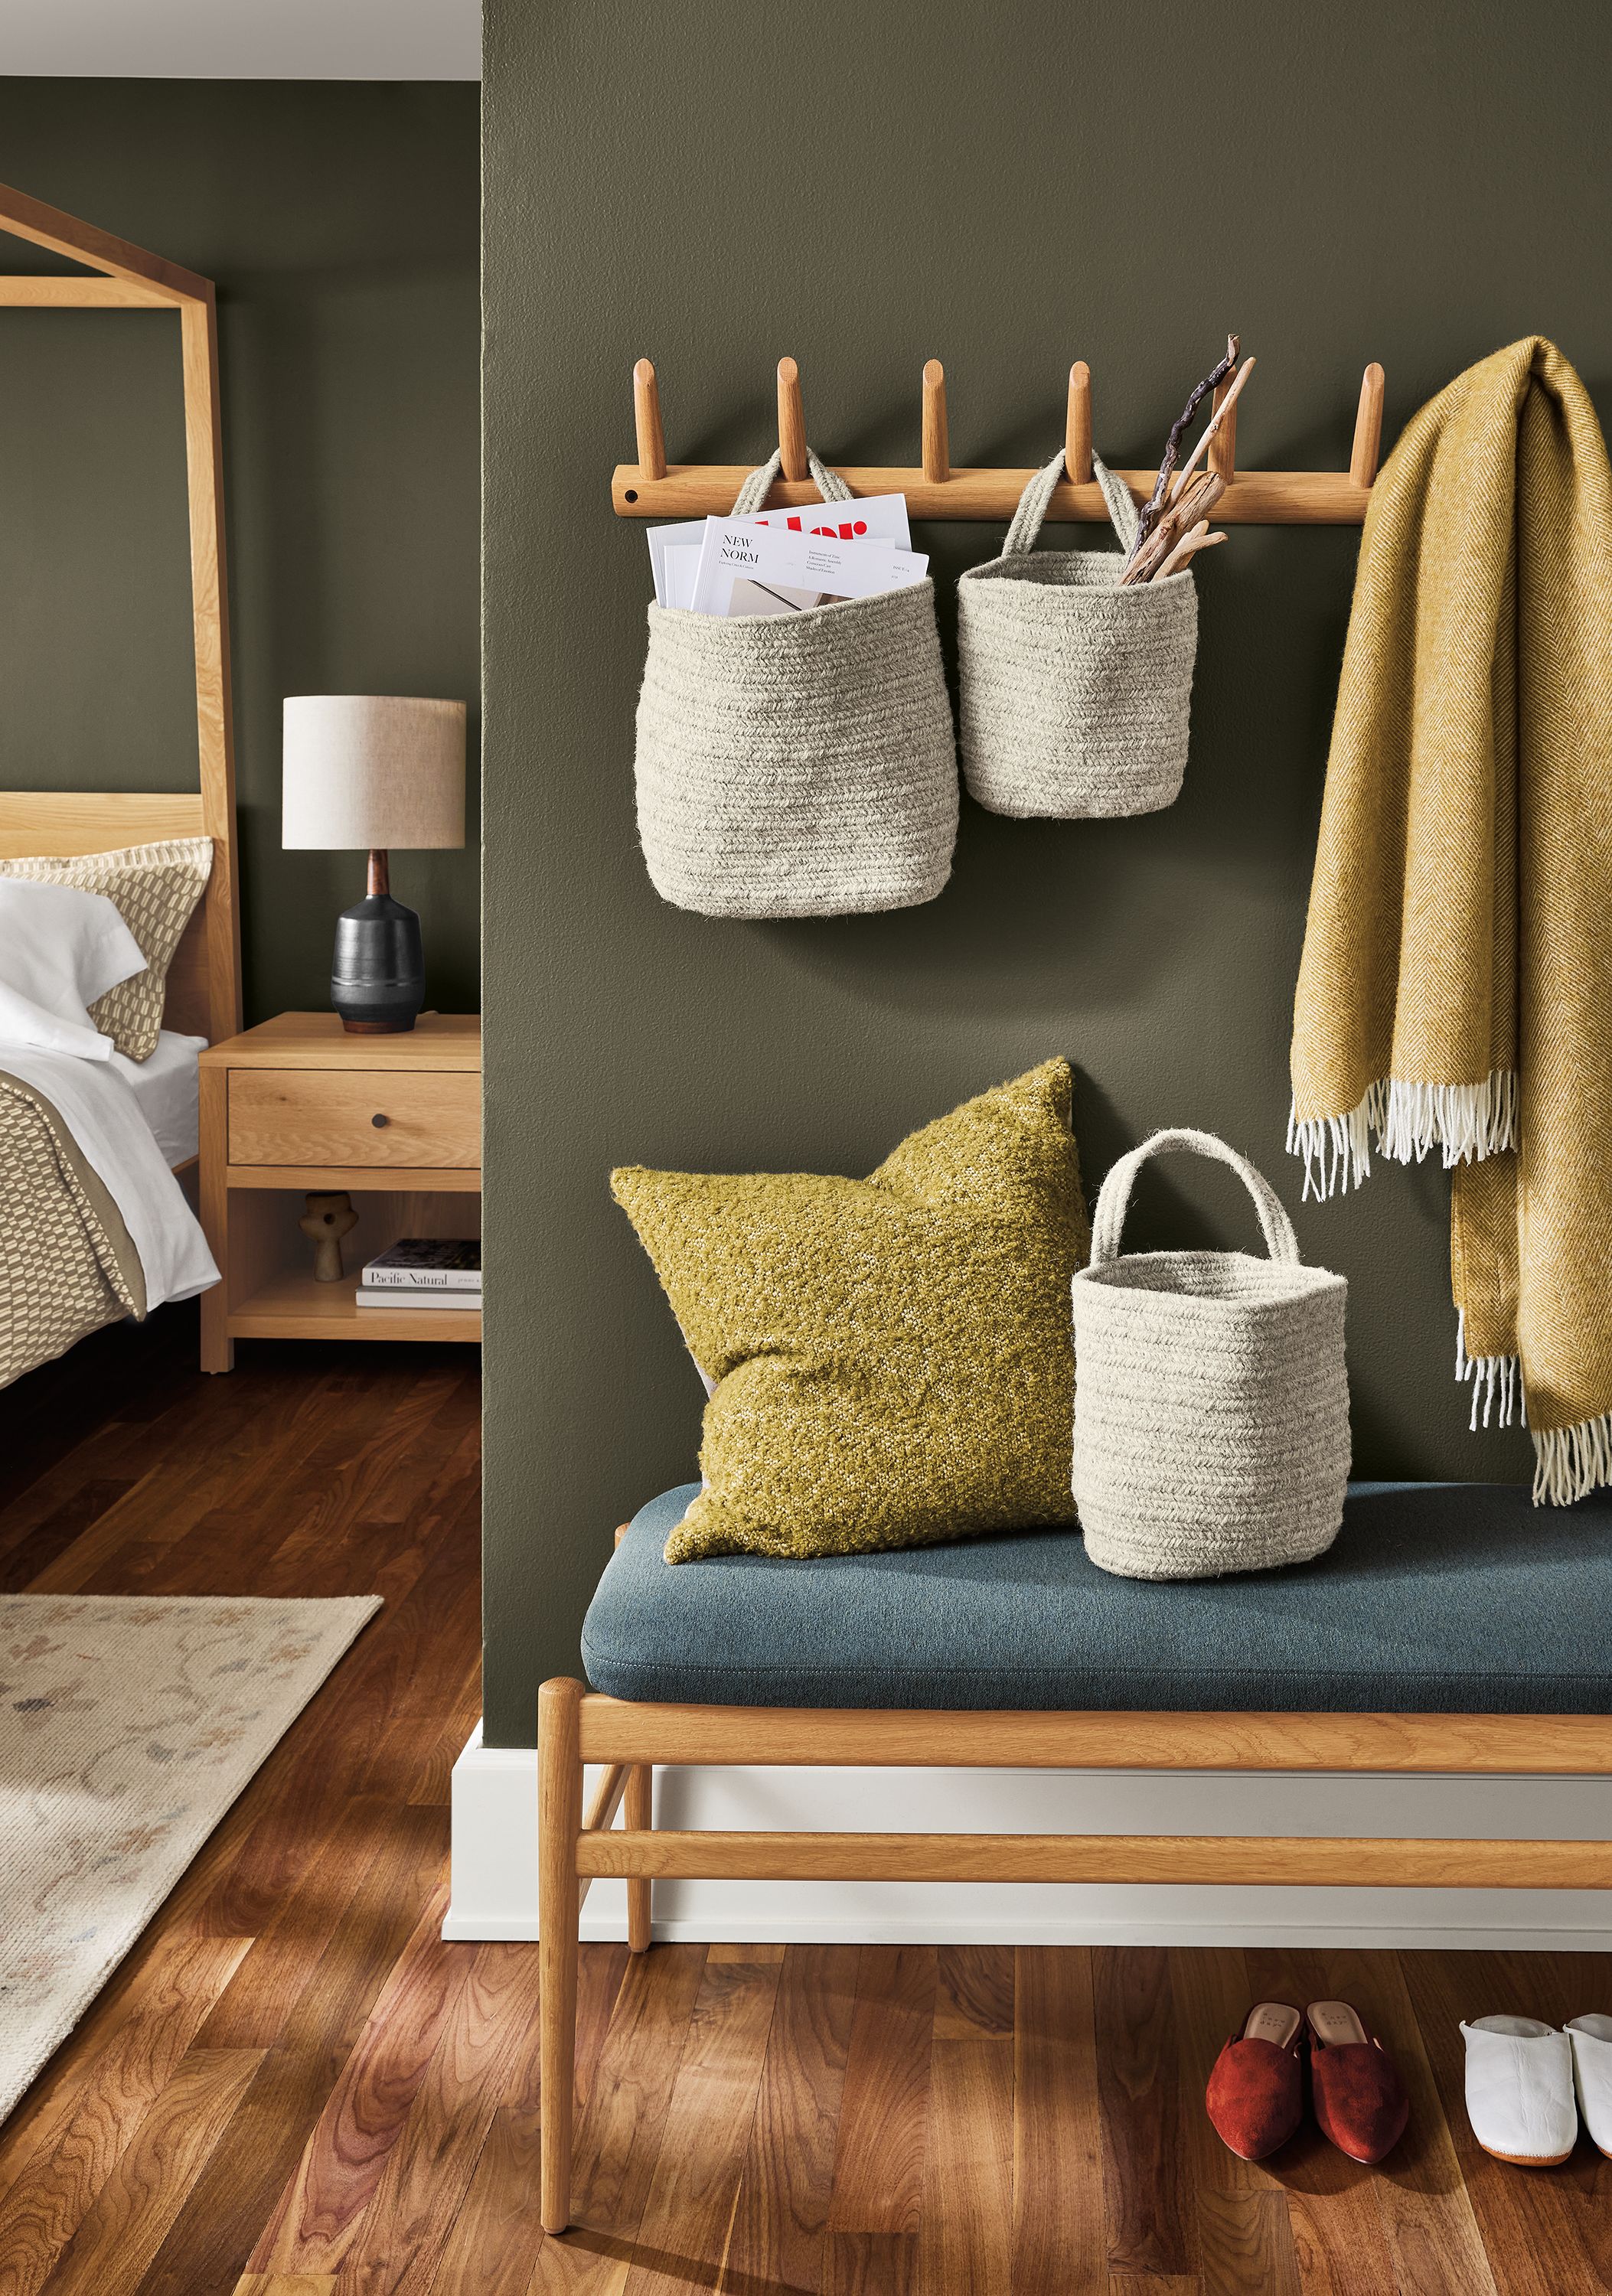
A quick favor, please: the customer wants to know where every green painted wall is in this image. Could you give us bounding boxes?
[0,79,480,1019]
[481,0,1610,1743]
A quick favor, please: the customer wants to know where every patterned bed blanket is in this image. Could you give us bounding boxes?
[0,1069,145,1389]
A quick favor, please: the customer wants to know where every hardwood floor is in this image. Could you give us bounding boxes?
[0,1315,1608,2294]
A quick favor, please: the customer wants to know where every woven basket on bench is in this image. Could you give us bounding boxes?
[1071,1127,1349,1580]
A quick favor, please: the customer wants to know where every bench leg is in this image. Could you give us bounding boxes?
[625,1764,652,1951]
[539,1678,582,2235]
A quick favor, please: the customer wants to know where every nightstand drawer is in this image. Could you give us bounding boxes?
[228,1068,480,1169]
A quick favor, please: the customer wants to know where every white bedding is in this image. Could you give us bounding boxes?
[113,1028,204,1167]
[0,1041,218,1310]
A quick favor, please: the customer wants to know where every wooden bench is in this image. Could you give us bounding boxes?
[535,1479,1612,2232]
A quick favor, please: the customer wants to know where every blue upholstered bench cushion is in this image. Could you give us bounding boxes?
[580,1481,1612,1713]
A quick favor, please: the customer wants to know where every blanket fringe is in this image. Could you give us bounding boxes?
[1288,1068,1516,1201]
[1287,1084,1385,1200]
[1533,1413,1612,1506]
[1454,1309,1524,1433]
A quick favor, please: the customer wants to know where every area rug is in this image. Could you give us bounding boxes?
[0,1591,380,2119]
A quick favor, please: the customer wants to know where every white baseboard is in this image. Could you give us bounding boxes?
[444,1720,1612,1950]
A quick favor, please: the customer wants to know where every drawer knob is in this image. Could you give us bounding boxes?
[371,1113,390,1129]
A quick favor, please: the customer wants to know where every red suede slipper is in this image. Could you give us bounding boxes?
[1305,2000,1410,2164]
[1205,2001,1307,2160]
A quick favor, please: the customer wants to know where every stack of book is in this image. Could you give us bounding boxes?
[355,1238,481,1311]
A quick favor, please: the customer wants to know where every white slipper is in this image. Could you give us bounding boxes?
[1565,2015,1612,2156]
[1460,2016,1577,2166]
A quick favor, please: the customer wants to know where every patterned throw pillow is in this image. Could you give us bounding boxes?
[612,1058,1088,1562]
[0,839,213,1060]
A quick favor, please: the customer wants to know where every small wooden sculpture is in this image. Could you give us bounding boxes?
[300,1191,358,1282]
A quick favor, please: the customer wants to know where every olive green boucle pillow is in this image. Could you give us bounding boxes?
[612,1058,1088,1562]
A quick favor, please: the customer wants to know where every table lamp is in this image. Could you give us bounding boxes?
[282,695,466,1033]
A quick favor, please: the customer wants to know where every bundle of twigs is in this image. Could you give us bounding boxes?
[1118,335,1255,585]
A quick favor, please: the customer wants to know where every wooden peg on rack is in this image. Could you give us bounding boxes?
[777,356,808,482]
[1065,361,1093,483]
[1349,362,1385,488]
[633,357,667,481]
[922,359,950,484]
[1209,370,1238,484]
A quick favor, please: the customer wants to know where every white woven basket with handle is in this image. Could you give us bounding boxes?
[956,450,1197,819]
[635,448,957,918]
[1071,1128,1349,1580]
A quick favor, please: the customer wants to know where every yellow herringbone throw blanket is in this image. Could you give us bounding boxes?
[1290,337,1612,1505]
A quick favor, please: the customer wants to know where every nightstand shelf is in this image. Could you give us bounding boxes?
[227,1263,482,1342]
[199,1013,481,1371]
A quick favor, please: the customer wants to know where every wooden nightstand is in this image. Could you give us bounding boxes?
[198,1012,481,1372]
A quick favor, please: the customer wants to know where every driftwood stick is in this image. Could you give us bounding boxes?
[1153,519,1208,579]
[1154,523,1227,580]
[1168,356,1257,503]
[1120,471,1225,585]
[1162,528,1222,579]
[1126,334,1238,568]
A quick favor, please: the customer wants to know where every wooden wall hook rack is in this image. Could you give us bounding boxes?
[613,354,1388,526]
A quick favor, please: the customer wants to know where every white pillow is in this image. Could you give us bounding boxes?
[0,877,145,1059]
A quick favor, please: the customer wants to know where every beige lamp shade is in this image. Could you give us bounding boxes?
[282,694,467,851]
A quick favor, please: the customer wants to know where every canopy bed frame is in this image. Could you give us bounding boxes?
[0,178,240,1123]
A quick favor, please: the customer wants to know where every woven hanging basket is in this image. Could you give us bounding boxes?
[1071,1128,1350,1580]
[957,451,1197,819]
[635,449,958,918]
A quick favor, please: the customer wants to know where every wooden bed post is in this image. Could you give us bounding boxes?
[180,292,242,1044]
[538,1677,583,2236]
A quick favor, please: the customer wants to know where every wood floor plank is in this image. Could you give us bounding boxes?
[617,1955,783,2296]
[231,2278,338,2294]
[1013,1947,1104,2296]
[427,2105,544,2296]
[340,1939,538,2296]
[916,2038,1011,2296]
[0,1935,249,2296]
[1095,1948,1194,2281]
[192,1797,403,2052]
[426,1945,626,2296]
[933,1945,1013,2040]
[827,1949,936,2236]
[567,1945,710,2233]
[247,1883,465,2278]
[724,1943,860,2296]
[821,2232,915,2296]
[37,2047,263,2296]
[135,1810,451,2296]
[1195,2187,1300,2296]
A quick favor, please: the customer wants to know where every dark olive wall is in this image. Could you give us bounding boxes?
[481,0,1610,1743]
[0,79,480,1018]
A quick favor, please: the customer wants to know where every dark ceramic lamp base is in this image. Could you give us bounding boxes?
[331,850,424,1034]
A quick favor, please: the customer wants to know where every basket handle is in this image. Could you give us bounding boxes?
[731,447,854,517]
[1003,449,1139,557]
[1088,1127,1301,1270]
